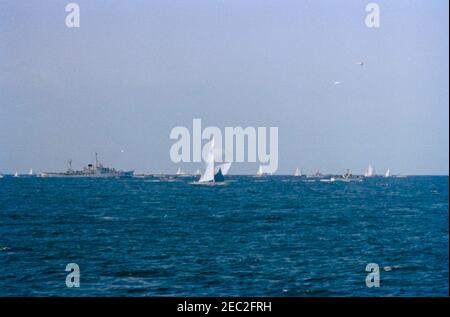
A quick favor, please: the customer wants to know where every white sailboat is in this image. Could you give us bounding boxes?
[194,169,201,176]
[175,168,188,176]
[294,168,302,177]
[14,171,19,177]
[384,168,391,177]
[198,138,230,183]
[199,138,217,183]
[364,164,374,177]
[256,165,264,176]
[198,161,215,183]
[28,168,33,176]
[256,165,271,176]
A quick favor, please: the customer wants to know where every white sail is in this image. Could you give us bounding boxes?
[385,168,390,177]
[194,169,201,175]
[215,162,231,176]
[198,138,215,183]
[256,165,272,176]
[294,168,301,176]
[365,164,374,177]
[29,168,33,175]
[176,168,182,175]
[199,161,214,182]
[14,171,19,177]
[257,165,264,176]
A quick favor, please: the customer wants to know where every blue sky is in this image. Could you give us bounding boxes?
[0,0,448,174]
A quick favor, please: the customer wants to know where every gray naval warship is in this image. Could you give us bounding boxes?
[43,153,134,177]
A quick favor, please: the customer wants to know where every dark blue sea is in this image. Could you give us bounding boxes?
[0,175,448,296]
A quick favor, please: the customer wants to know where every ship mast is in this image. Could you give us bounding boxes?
[95,152,98,168]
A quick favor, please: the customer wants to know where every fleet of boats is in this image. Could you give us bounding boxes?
[1,153,396,182]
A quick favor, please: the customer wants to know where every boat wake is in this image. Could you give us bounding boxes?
[190,181,228,186]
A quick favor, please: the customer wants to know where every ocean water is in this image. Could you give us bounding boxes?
[0,175,448,296]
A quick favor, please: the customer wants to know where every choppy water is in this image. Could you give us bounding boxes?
[0,175,448,296]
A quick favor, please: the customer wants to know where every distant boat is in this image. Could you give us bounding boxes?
[384,168,391,177]
[43,153,134,177]
[294,168,302,177]
[175,168,189,176]
[342,169,353,179]
[198,138,229,183]
[307,170,323,178]
[364,164,374,177]
[28,168,33,176]
[194,169,201,176]
[14,171,19,177]
[256,165,271,177]
[257,165,264,176]
[198,159,214,183]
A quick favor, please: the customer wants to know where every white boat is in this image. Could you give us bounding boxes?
[364,164,374,177]
[257,165,264,176]
[384,168,391,177]
[198,138,229,183]
[198,148,214,182]
[29,168,33,176]
[194,169,201,176]
[198,138,224,183]
[14,171,19,177]
[294,168,302,177]
[256,165,271,176]
[175,168,189,176]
